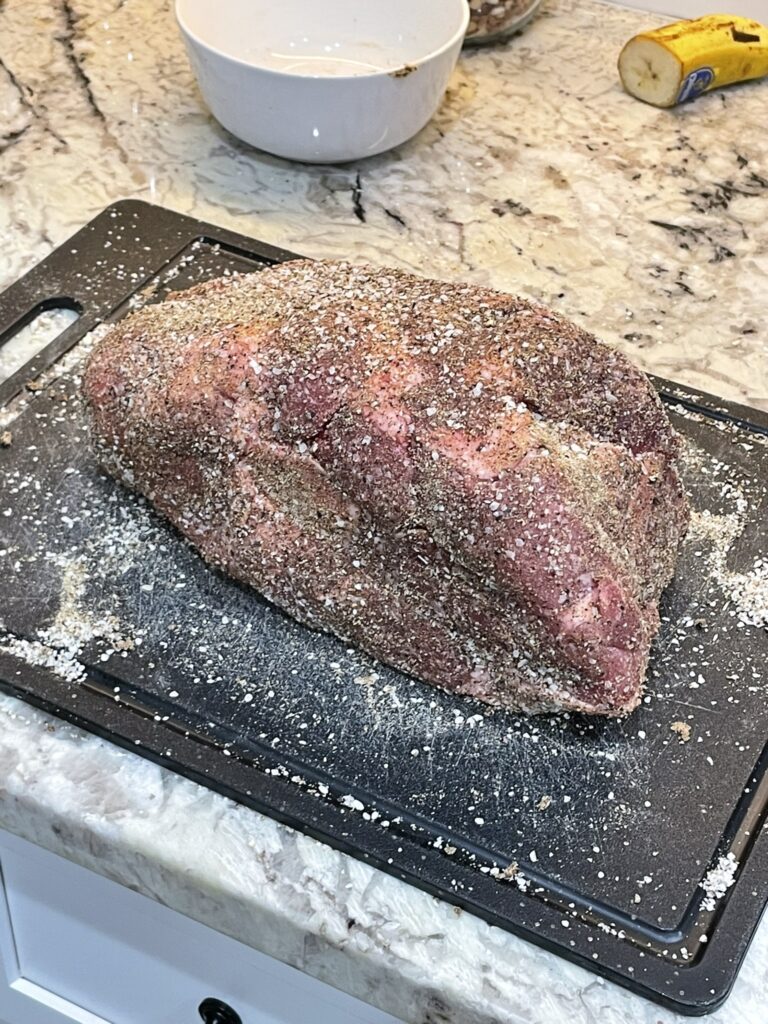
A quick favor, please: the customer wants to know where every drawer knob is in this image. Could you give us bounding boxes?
[198,997,243,1024]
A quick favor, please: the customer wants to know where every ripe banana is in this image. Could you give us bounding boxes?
[618,14,768,108]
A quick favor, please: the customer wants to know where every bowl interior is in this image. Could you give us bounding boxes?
[177,0,468,76]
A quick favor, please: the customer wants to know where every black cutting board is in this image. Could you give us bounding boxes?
[0,201,766,1016]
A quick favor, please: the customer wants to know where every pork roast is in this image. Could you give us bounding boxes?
[82,260,689,716]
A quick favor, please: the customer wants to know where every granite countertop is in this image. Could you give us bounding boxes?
[0,1,766,1022]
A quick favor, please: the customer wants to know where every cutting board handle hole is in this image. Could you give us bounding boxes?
[0,299,82,386]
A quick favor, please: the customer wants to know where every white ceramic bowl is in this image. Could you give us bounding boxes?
[175,0,469,163]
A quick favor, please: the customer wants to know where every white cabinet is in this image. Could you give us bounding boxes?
[0,830,400,1024]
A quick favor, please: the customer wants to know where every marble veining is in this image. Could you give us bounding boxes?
[0,1,766,1022]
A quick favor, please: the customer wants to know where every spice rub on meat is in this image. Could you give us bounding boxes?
[82,260,689,716]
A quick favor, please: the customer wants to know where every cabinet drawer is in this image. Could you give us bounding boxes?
[0,830,400,1024]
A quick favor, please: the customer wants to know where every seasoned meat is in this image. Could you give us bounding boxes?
[82,260,689,716]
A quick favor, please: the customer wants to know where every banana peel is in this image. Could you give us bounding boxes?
[618,14,768,108]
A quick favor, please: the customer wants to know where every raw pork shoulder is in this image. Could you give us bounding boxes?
[83,260,689,716]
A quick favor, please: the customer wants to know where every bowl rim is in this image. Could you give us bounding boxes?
[175,0,470,80]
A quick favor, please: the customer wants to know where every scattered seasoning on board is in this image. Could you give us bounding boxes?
[700,853,738,912]
[689,511,768,628]
[671,720,692,742]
